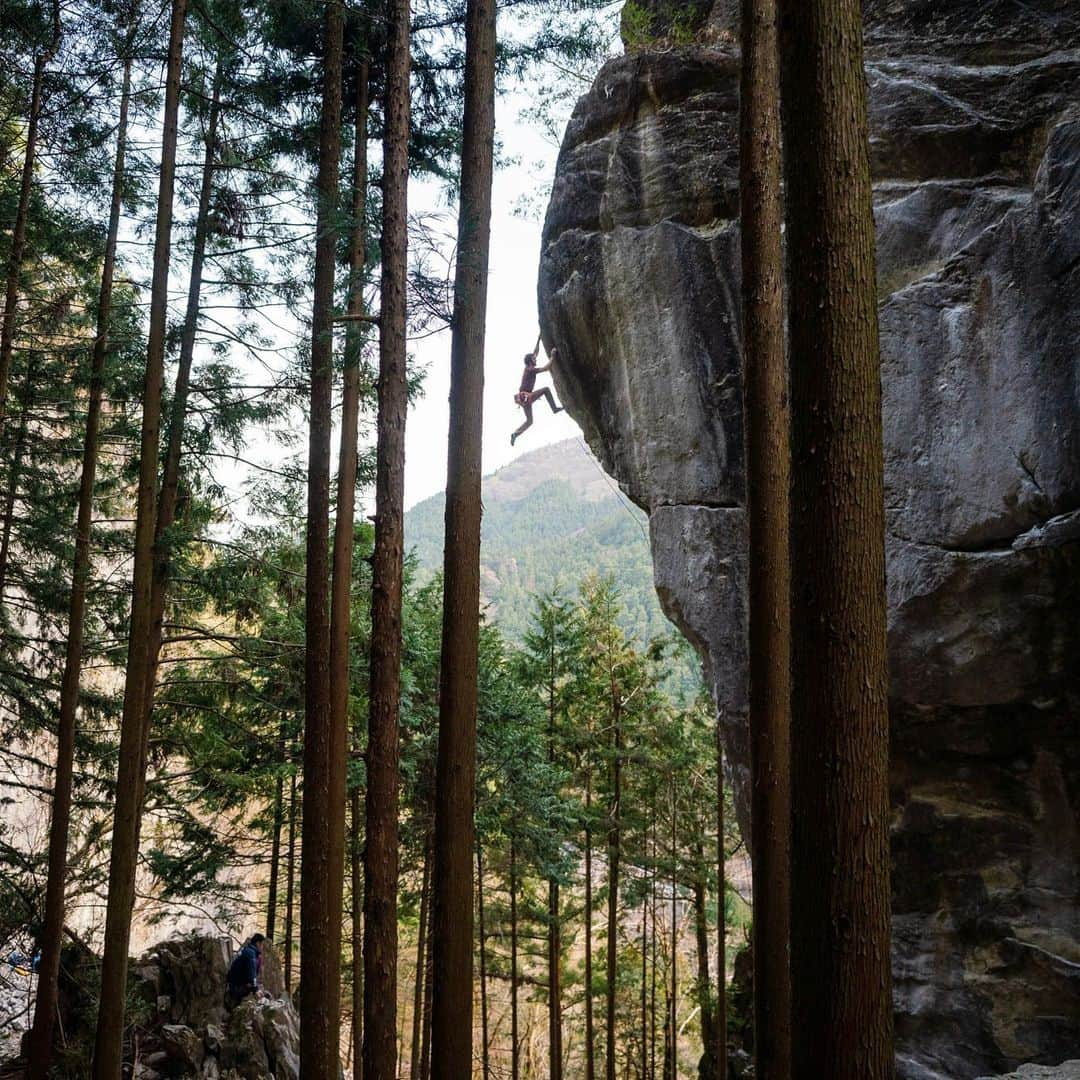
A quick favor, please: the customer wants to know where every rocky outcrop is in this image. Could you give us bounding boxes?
[539,3,1080,1076]
[131,935,298,1079]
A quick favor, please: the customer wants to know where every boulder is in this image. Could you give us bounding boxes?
[978,1065,1080,1080]
[539,2,1080,1075]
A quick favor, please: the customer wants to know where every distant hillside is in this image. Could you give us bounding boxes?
[405,438,676,645]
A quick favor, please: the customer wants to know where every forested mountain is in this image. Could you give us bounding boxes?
[405,438,672,643]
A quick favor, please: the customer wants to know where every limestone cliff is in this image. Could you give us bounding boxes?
[538,3,1080,1076]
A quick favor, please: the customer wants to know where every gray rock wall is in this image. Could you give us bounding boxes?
[539,4,1080,1075]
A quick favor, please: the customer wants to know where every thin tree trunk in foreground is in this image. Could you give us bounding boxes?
[284,766,297,992]
[92,4,187,1073]
[715,724,727,1080]
[364,0,410,1071]
[429,0,496,1074]
[28,52,133,1077]
[692,844,715,1071]
[548,672,563,1080]
[584,779,595,1080]
[300,2,345,1074]
[778,0,893,1074]
[477,845,491,1080]
[510,839,520,1080]
[605,709,622,1080]
[740,0,791,1074]
[0,361,35,602]
[268,723,286,941]
[351,779,364,1080]
[410,841,431,1080]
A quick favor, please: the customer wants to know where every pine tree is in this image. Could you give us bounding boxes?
[777,0,894,1074]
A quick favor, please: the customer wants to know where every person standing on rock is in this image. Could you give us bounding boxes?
[226,933,265,1008]
[511,335,563,446]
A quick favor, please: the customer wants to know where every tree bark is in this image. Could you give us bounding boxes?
[0,359,35,602]
[669,778,678,1080]
[363,0,410,1072]
[584,776,595,1080]
[410,841,431,1080]
[777,0,893,1076]
[419,905,434,1080]
[548,654,564,1080]
[692,844,715,1071]
[27,49,133,1075]
[605,707,622,1080]
[351,778,364,1080]
[715,724,727,1080]
[267,724,286,941]
[740,0,791,1074]
[92,4,187,1073]
[510,838,520,1080]
[284,765,297,992]
[429,0,496,1074]
[477,845,491,1080]
[300,2,346,1074]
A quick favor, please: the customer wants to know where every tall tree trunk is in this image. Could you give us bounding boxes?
[27,50,133,1075]
[351,777,364,1080]
[0,10,59,440]
[410,841,432,1080]
[777,1,893,1076]
[138,55,225,764]
[284,765,297,992]
[740,0,791,1073]
[419,906,434,1080]
[0,360,35,601]
[510,838,520,1080]
[605,710,622,1080]
[584,776,595,1080]
[692,844,715,1071]
[640,835,649,1080]
[650,814,658,1080]
[267,724,286,941]
[92,5,187,1073]
[669,778,678,1080]
[715,725,726,1080]
[300,3,345,1075]
[363,0,410,1073]
[429,0,496,1074]
[477,845,491,1080]
[548,659,563,1080]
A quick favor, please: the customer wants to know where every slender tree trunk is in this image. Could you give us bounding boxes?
[510,838,520,1080]
[584,778,595,1080]
[429,0,496,1074]
[650,814,658,1080]
[715,724,726,1080]
[605,710,622,1080]
[410,842,432,1080]
[267,722,286,941]
[477,845,491,1080]
[92,5,187,1073]
[300,3,345,1074]
[0,361,35,602]
[0,38,51,439]
[352,778,364,1080]
[669,779,678,1080]
[640,843,649,1080]
[284,765,297,992]
[363,0,410,1073]
[548,656,563,1080]
[740,0,791,1073]
[777,1,893,1076]
[27,50,133,1075]
[692,845,715,1070]
[419,910,434,1080]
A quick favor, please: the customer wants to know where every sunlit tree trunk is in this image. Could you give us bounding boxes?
[27,50,133,1075]
[410,841,431,1080]
[284,766,297,992]
[477,845,491,1080]
[92,4,187,1072]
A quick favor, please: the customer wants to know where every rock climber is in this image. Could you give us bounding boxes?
[226,933,265,1008]
[511,335,563,447]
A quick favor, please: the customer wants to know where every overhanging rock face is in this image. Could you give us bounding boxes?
[538,4,1080,1075]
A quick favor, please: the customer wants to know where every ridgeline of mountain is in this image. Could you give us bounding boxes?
[405,438,671,643]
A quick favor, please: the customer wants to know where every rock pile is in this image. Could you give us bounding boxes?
[130,935,298,1080]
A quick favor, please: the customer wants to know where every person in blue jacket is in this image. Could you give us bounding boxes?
[226,933,265,1007]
